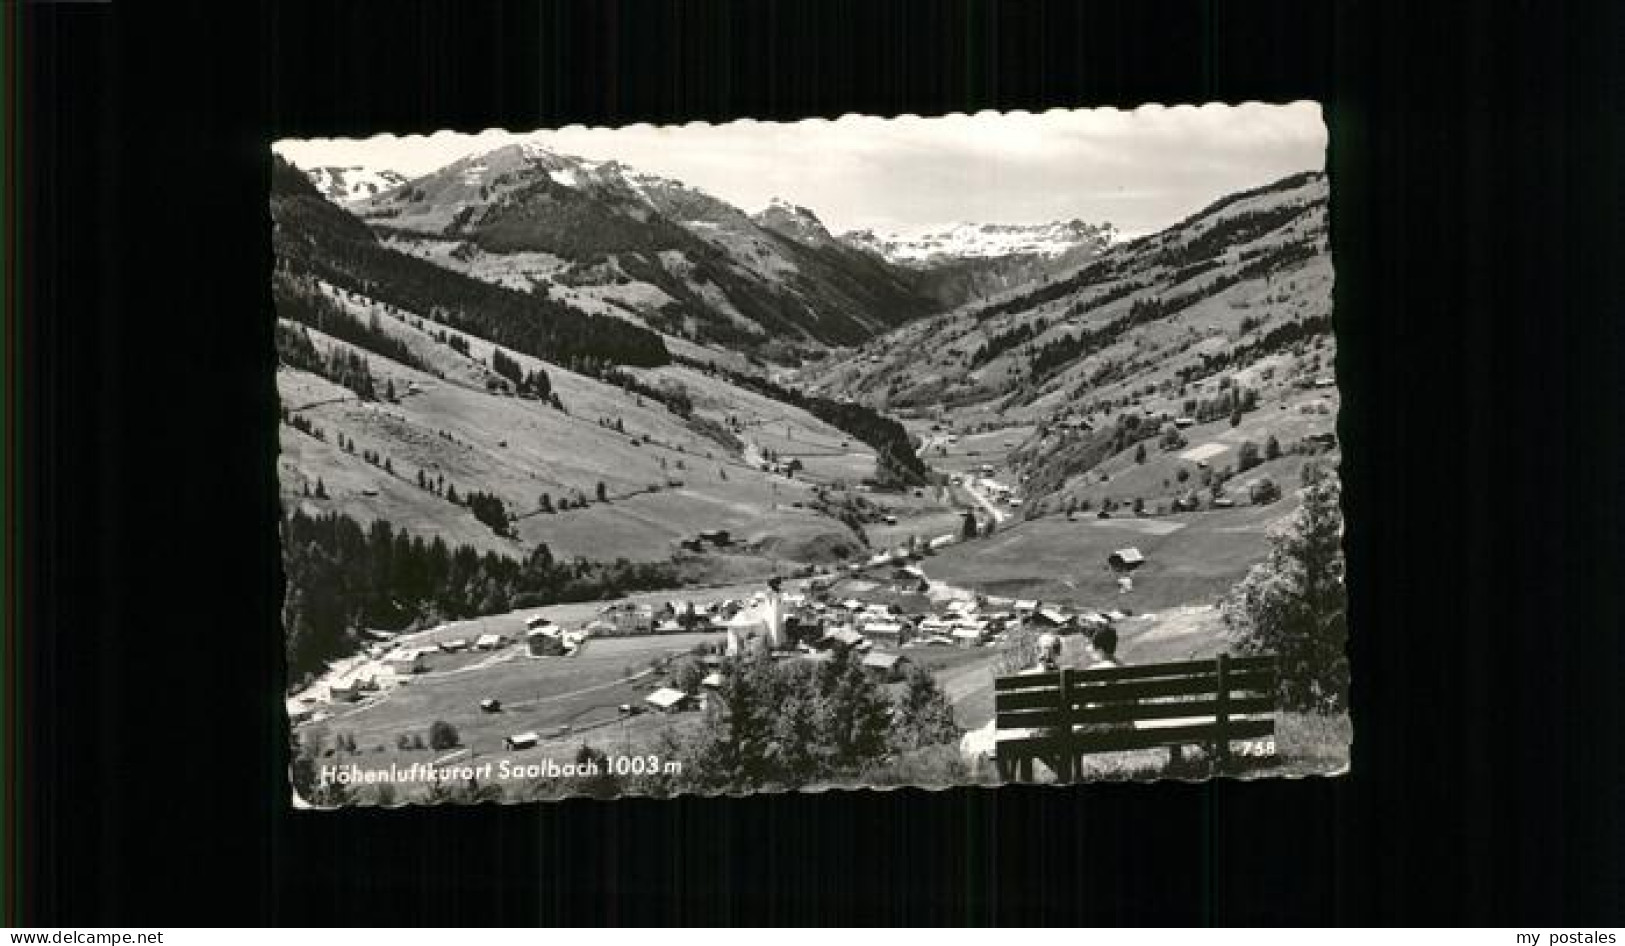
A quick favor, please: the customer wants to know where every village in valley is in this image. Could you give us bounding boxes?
[277,106,1350,806]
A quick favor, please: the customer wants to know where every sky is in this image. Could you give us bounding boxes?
[274,102,1325,239]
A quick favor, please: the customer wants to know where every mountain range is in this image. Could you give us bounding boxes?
[340,142,934,351]
[300,143,1119,350]
[842,219,1115,266]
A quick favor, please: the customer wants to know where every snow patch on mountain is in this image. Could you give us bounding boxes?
[842,219,1117,266]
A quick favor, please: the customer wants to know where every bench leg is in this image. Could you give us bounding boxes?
[1168,745,1184,768]
[1019,757,1034,782]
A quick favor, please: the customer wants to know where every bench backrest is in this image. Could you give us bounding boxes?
[993,654,1278,760]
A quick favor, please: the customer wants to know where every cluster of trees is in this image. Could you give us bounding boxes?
[600,367,694,419]
[460,489,512,537]
[281,409,324,442]
[970,317,1051,369]
[639,649,960,795]
[690,360,928,486]
[433,330,471,356]
[489,347,553,399]
[274,322,383,401]
[272,155,671,371]
[1222,462,1347,712]
[273,277,431,377]
[1179,384,1260,427]
[281,509,679,681]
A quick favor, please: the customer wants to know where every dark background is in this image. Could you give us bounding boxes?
[18,0,1625,926]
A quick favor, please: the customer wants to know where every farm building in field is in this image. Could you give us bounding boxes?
[474,633,505,650]
[1013,599,1040,616]
[700,672,725,690]
[504,731,539,751]
[1108,547,1146,571]
[327,682,362,703]
[861,652,909,682]
[927,534,957,551]
[383,650,426,675]
[645,687,693,714]
[952,627,986,648]
[438,639,468,653]
[526,626,567,657]
[524,615,556,631]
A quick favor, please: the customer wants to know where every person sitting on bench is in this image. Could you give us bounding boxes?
[1033,629,1063,672]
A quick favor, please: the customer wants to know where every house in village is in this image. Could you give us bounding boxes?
[645,687,693,714]
[382,649,426,676]
[1029,608,1078,634]
[1108,547,1146,572]
[504,732,539,751]
[474,633,505,651]
[818,627,868,653]
[861,652,910,683]
[860,619,909,648]
[327,681,362,703]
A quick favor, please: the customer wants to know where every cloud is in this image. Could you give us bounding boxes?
[274,102,1324,237]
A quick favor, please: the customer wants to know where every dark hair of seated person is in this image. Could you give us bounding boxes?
[1091,625,1118,660]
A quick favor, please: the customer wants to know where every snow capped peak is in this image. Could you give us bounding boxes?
[518,140,554,162]
[303,166,409,204]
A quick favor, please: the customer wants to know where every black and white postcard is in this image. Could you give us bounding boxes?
[272,103,1348,807]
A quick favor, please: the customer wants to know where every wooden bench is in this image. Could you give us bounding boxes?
[993,654,1279,783]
